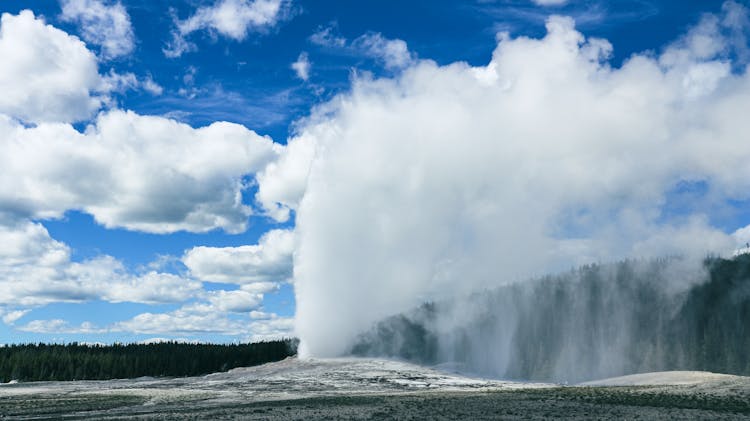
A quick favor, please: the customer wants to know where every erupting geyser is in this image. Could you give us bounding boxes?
[262,3,750,378]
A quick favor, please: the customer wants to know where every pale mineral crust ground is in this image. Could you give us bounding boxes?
[1,357,749,420]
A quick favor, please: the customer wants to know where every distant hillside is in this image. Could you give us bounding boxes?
[0,339,298,382]
[352,256,750,383]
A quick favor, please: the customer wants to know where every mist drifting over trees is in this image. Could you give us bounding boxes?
[352,256,750,383]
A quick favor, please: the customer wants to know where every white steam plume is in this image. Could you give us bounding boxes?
[266,6,750,357]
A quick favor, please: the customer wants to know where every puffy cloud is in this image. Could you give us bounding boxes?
[106,280,285,335]
[0,110,279,233]
[19,319,103,334]
[291,10,750,356]
[183,229,294,284]
[246,316,294,341]
[249,310,274,319]
[179,284,278,314]
[0,221,202,307]
[21,305,293,337]
[0,221,84,306]
[0,9,291,338]
[182,0,285,39]
[165,0,289,57]
[11,257,286,336]
[732,224,750,247]
[256,134,316,221]
[59,0,135,59]
[96,247,290,336]
[207,290,263,313]
[291,51,311,81]
[113,307,246,335]
[0,10,101,123]
[352,32,414,70]
[110,306,294,338]
[0,10,161,123]
[104,271,202,304]
[240,281,280,294]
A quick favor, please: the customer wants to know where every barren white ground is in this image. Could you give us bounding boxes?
[1,357,749,404]
[0,357,551,403]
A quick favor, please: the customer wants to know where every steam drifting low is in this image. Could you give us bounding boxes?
[352,256,750,383]
[257,3,750,363]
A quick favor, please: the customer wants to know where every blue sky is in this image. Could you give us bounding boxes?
[0,0,748,345]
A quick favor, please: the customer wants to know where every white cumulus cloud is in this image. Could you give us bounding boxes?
[352,32,414,70]
[165,0,288,57]
[246,316,294,341]
[0,10,161,123]
[19,319,103,334]
[183,229,295,284]
[59,0,135,59]
[205,286,271,312]
[255,133,316,221]
[0,10,102,123]
[103,281,285,336]
[113,306,246,335]
[0,221,203,308]
[20,304,294,338]
[0,110,280,233]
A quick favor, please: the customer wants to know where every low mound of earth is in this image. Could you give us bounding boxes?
[202,357,551,397]
[1,358,749,419]
[581,370,745,386]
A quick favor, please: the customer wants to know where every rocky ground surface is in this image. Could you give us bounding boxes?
[1,358,749,419]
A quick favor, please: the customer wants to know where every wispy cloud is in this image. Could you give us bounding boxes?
[291,52,311,81]
[532,0,568,6]
[476,0,660,34]
[145,84,305,130]
[309,24,415,70]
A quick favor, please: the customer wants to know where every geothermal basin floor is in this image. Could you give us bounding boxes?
[1,357,750,419]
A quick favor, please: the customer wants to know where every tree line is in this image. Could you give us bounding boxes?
[0,339,298,382]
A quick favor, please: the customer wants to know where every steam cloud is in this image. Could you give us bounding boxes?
[351,257,729,383]
[259,4,750,358]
